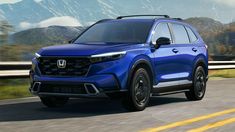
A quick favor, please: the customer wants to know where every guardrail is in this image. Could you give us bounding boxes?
[208,61,235,70]
[0,61,235,79]
[0,62,31,79]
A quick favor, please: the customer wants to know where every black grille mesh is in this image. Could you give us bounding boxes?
[39,83,87,94]
[38,57,91,76]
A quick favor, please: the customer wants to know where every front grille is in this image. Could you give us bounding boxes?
[38,57,91,76]
[39,84,87,94]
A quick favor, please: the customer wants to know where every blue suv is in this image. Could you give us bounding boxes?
[30,15,208,111]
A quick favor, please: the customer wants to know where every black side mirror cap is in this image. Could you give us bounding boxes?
[156,37,171,46]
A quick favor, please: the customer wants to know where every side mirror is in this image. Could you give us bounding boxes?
[155,37,171,48]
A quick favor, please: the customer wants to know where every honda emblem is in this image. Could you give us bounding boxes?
[57,59,66,68]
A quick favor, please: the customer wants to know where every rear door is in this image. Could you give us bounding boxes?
[170,23,199,81]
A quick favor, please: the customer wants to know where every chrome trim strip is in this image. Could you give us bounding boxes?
[153,80,192,88]
[91,51,126,58]
[31,82,41,93]
[161,72,189,79]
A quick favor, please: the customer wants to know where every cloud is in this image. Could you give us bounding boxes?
[0,0,22,4]
[19,22,33,29]
[19,16,82,30]
[38,16,81,27]
[0,0,42,4]
[211,0,235,7]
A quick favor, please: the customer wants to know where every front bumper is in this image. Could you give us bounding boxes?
[30,74,125,98]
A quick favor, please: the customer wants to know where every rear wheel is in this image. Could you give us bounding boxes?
[40,96,69,107]
[122,68,151,111]
[185,66,206,101]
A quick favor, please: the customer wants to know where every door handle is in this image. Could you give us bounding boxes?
[192,47,197,52]
[172,48,179,53]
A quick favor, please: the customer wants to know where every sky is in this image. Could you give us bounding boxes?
[0,0,234,6]
[150,0,235,23]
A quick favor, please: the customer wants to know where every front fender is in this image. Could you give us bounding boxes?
[126,54,155,89]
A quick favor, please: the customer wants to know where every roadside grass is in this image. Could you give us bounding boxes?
[0,79,32,100]
[209,69,235,78]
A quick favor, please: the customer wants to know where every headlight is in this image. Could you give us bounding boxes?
[35,53,41,60]
[90,51,126,63]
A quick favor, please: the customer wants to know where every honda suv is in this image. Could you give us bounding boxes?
[30,15,208,111]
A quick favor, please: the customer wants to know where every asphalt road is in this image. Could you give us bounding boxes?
[0,78,235,132]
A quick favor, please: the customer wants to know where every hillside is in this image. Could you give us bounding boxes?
[185,17,224,34]
[0,0,154,28]
[9,26,85,45]
[185,17,235,56]
[9,17,235,47]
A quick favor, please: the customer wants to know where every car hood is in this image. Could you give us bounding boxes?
[38,43,145,56]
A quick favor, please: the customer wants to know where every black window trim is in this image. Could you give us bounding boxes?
[184,26,191,44]
[167,23,175,44]
[169,22,191,44]
[151,22,174,45]
[184,25,199,44]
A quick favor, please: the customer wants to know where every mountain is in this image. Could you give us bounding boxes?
[185,17,235,46]
[185,17,225,46]
[9,17,232,46]
[185,17,224,35]
[0,0,156,28]
[3,17,235,61]
[9,26,85,45]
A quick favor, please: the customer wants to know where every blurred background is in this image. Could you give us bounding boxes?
[0,0,235,99]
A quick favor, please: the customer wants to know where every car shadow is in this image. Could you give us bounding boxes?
[0,95,188,122]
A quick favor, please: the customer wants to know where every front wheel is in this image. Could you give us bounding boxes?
[185,66,207,101]
[122,68,151,111]
[40,96,69,107]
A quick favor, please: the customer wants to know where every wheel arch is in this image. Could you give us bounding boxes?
[126,59,154,90]
[192,57,208,79]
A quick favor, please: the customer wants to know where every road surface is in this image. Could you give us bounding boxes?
[0,78,235,132]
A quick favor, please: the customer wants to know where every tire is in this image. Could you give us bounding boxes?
[185,66,207,101]
[122,68,151,111]
[40,96,69,107]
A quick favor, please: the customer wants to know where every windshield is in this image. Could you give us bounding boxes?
[74,20,153,44]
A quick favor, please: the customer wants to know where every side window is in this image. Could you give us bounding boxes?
[152,23,171,44]
[185,26,198,43]
[171,24,190,44]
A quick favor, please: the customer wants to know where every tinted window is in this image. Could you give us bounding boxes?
[171,24,190,44]
[75,21,153,44]
[185,26,198,43]
[152,23,171,44]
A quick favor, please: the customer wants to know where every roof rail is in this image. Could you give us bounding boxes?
[173,18,183,20]
[96,19,113,23]
[117,15,170,19]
